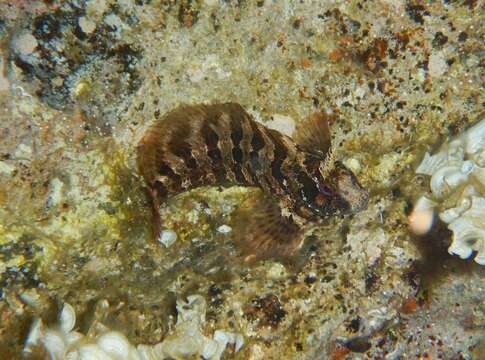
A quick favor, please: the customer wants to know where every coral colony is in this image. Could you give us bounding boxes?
[410,120,485,265]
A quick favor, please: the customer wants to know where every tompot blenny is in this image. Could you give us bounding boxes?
[137,103,368,261]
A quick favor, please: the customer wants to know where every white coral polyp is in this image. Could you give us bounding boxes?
[25,298,243,360]
[471,165,485,191]
[416,119,485,265]
[472,149,485,167]
[439,197,471,223]
[446,140,465,163]
[447,197,485,264]
[415,152,447,176]
[464,120,485,154]
[430,166,468,198]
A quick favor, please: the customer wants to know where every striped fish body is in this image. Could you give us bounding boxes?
[137,103,368,260]
[139,103,303,208]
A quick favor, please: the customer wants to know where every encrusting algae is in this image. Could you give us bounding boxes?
[1,0,484,358]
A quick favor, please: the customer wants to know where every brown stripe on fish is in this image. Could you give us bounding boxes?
[215,111,238,183]
[201,120,226,183]
[167,123,198,171]
[253,123,282,195]
[266,128,291,195]
[157,161,183,193]
[248,119,267,187]
[226,105,248,184]
[160,149,191,189]
[185,110,218,187]
[268,130,302,203]
[238,111,255,185]
[166,123,197,191]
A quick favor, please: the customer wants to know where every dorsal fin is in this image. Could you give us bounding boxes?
[294,112,333,158]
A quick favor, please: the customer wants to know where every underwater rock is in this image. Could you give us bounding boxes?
[346,199,391,266]
[9,2,142,121]
[13,32,38,56]
[413,119,485,264]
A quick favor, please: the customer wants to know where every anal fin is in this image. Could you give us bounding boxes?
[232,194,304,262]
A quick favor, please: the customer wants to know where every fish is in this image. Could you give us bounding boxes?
[137,103,368,261]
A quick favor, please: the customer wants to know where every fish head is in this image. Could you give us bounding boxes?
[302,161,368,218]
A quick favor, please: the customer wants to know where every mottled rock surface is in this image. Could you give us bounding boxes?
[0,0,483,359]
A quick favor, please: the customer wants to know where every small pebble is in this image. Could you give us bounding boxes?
[343,158,362,174]
[159,230,177,247]
[46,178,64,208]
[428,52,448,78]
[14,32,38,56]
[15,143,33,160]
[217,225,232,234]
[0,161,15,175]
[79,17,96,34]
[266,262,288,280]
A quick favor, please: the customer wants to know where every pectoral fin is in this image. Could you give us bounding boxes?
[232,194,304,262]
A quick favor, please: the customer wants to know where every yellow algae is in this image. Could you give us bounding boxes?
[74,80,90,98]
[5,255,26,269]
